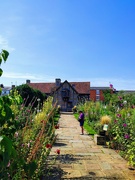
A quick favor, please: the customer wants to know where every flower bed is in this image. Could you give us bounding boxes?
[76,92,135,168]
[0,93,60,179]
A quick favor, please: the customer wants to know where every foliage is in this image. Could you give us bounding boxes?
[102,89,113,104]
[0,93,60,179]
[76,91,135,168]
[0,49,9,76]
[15,84,47,108]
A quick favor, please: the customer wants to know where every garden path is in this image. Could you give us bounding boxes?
[47,113,135,180]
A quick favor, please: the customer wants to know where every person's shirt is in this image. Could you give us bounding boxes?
[79,113,84,121]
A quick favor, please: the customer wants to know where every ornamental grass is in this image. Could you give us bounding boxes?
[100,115,111,125]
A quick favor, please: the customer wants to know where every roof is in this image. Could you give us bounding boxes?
[70,82,90,94]
[28,83,55,94]
[2,86,12,91]
[28,81,90,94]
[90,87,110,90]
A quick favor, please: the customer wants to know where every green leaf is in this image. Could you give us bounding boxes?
[0,136,4,143]
[1,50,9,62]
[24,161,37,177]
[0,56,2,65]
[1,136,13,155]
[0,68,3,76]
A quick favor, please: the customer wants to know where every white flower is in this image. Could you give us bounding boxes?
[14,132,19,138]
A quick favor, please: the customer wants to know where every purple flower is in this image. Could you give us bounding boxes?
[114,120,117,123]
[110,84,113,88]
[118,96,122,100]
[117,114,121,118]
[123,123,127,127]
[124,134,130,139]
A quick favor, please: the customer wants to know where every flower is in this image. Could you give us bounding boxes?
[123,123,127,127]
[114,120,117,123]
[55,149,60,154]
[14,132,19,138]
[110,84,113,89]
[123,100,127,105]
[27,142,30,148]
[7,161,10,167]
[117,114,121,118]
[46,144,52,148]
[118,96,122,100]
[124,134,130,139]
[55,124,59,129]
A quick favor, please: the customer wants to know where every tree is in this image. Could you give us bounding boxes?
[15,84,47,108]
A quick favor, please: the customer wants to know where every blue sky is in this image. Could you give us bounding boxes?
[0,0,135,90]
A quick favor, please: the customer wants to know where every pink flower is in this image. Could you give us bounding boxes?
[27,143,30,148]
[7,161,10,167]
[124,134,130,139]
[117,114,121,118]
[118,96,122,100]
[114,120,117,123]
[123,123,127,127]
[110,84,113,88]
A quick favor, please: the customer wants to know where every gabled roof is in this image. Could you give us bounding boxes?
[28,80,90,94]
[55,80,78,94]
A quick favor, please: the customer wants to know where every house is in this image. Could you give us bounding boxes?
[90,87,110,101]
[0,84,15,96]
[26,79,90,112]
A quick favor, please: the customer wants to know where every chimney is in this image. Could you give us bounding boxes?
[26,79,31,84]
[12,85,15,89]
[55,78,61,87]
[0,84,4,88]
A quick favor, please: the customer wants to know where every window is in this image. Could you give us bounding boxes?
[96,96,100,101]
[96,89,100,95]
[61,89,70,97]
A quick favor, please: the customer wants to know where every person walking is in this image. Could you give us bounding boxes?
[78,110,85,135]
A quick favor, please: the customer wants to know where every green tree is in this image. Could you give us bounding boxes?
[102,89,113,104]
[15,84,47,108]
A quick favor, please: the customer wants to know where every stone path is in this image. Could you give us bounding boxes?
[47,113,135,180]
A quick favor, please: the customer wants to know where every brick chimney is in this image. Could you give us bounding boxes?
[55,78,61,87]
[26,79,31,84]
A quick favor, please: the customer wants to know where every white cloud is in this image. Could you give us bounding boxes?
[0,35,15,52]
[2,72,56,82]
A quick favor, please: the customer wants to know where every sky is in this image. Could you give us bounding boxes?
[0,0,135,90]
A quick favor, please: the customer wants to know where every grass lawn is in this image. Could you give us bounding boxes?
[74,113,97,136]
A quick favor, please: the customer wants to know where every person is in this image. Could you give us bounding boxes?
[78,110,85,135]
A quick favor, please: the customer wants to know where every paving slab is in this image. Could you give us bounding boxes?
[46,113,135,180]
